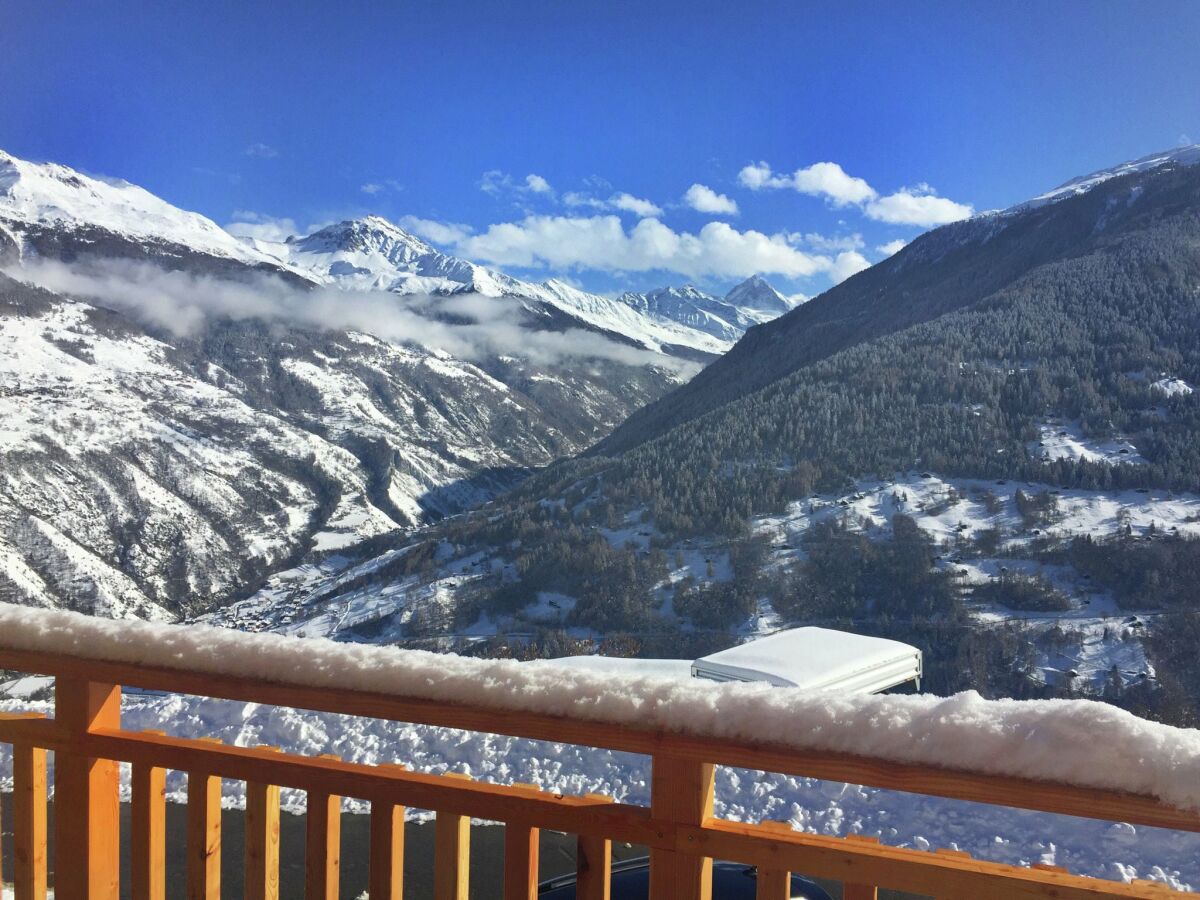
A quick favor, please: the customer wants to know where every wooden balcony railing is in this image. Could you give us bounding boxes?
[0,645,1197,899]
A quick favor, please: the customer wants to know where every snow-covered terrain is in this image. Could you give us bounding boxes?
[754,473,1200,690]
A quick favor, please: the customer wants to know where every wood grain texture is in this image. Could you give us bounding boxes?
[186,770,221,900]
[245,779,281,900]
[648,756,714,900]
[52,678,121,900]
[755,867,791,900]
[131,761,166,900]
[305,790,341,900]
[369,801,405,900]
[13,743,47,900]
[435,811,470,900]
[503,824,539,900]
[576,833,611,900]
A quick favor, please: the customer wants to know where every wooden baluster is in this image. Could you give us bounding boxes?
[131,740,167,900]
[842,835,880,900]
[755,867,790,900]
[503,784,542,900]
[434,774,472,900]
[245,748,282,900]
[13,743,48,900]
[434,811,470,900]
[368,800,405,900]
[54,677,121,900]
[187,756,222,900]
[755,822,793,900]
[503,825,539,900]
[648,756,714,900]
[575,833,611,900]
[305,780,341,900]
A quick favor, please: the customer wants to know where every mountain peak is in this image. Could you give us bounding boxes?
[724,275,790,313]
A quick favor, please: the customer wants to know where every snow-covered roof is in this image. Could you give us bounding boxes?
[691,627,921,692]
[1,603,1199,812]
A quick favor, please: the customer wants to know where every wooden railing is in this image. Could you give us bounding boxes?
[0,647,1196,899]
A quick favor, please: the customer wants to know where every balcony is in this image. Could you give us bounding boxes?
[0,604,1196,899]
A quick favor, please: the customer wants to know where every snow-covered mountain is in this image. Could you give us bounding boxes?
[0,149,726,617]
[0,150,734,360]
[247,217,733,358]
[617,276,795,344]
[0,150,299,275]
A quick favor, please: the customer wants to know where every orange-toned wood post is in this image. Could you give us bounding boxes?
[131,759,166,900]
[648,756,714,900]
[305,790,341,900]
[14,743,48,900]
[842,835,880,900]
[576,833,612,900]
[755,867,791,900]
[186,769,221,900]
[54,678,121,900]
[503,824,539,900]
[245,777,281,900]
[434,810,471,900]
[369,801,405,900]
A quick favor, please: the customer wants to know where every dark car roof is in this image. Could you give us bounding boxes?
[538,857,834,900]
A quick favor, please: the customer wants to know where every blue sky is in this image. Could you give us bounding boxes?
[2,1,1198,296]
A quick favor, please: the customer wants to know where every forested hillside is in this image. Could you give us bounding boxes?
[594,160,1200,456]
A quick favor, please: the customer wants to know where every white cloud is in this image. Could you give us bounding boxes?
[449,214,837,280]
[740,160,876,206]
[790,162,878,206]
[244,143,279,159]
[864,187,973,226]
[9,257,694,373]
[563,191,663,217]
[360,183,383,195]
[609,192,663,218]
[223,211,300,242]
[683,184,739,216]
[563,191,608,210]
[740,159,973,227]
[480,170,555,201]
[877,239,908,256]
[396,215,474,246]
[737,161,786,190]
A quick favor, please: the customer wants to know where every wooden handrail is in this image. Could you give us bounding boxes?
[0,650,1195,898]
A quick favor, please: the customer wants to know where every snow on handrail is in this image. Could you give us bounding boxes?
[1,602,1199,813]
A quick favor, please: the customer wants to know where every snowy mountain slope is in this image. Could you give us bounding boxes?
[0,271,682,615]
[1018,143,1200,212]
[0,150,301,275]
[0,150,713,618]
